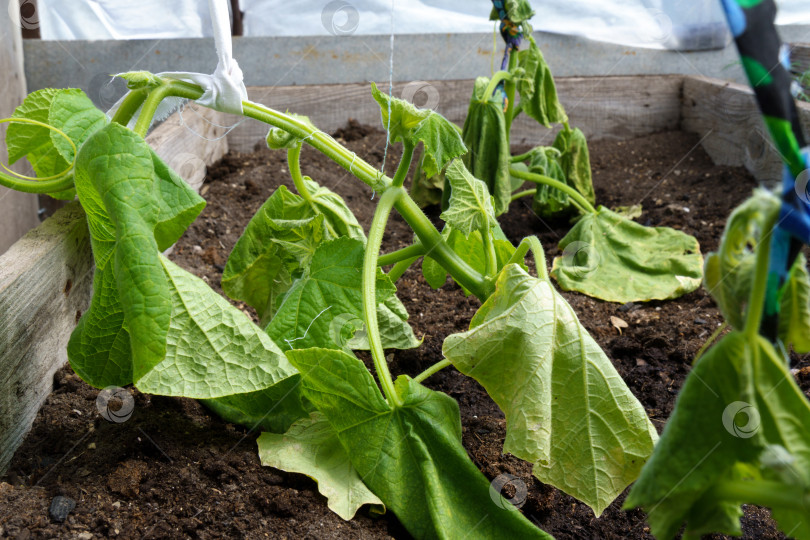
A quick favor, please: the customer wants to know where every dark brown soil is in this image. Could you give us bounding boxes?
[3,121,810,540]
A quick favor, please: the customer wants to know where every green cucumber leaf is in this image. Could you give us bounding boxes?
[150,148,206,250]
[70,253,299,400]
[201,376,312,434]
[422,225,517,293]
[257,411,385,520]
[135,256,298,398]
[75,123,170,380]
[266,113,318,150]
[460,77,512,216]
[265,237,420,351]
[68,262,132,388]
[625,332,810,539]
[525,146,574,218]
[222,185,326,321]
[409,151,445,208]
[440,159,495,236]
[489,0,535,22]
[550,207,703,302]
[444,264,658,515]
[370,82,466,178]
[509,161,528,192]
[7,88,108,199]
[287,347,552,539]
[552,126,595,207]
[303,177,365,241]
[704,190,778,331]
[778,254,810,353]
[516,41,567,128]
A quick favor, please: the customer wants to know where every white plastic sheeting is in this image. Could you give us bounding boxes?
[35,0,810,48]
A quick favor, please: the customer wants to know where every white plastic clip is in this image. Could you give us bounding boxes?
[159,0,248,115]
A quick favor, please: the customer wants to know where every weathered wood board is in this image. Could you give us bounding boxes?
[0,105,227,474]
[228,76,683,152]
[681,76,810,184]
[0,15,40,255]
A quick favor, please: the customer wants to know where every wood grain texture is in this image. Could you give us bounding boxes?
[0,105,227,474]
[790,43,809,76]
[681,76,810,184]
[0,202,93,474]
[0,15,40,255]
[146,104,229,191]
[229,76,683,152]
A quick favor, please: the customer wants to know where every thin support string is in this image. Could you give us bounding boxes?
[379,0,395,189]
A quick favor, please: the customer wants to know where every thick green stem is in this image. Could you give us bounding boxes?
[287,144,313,203]
[511,188,536,202]
[482,227,498,277]
[0,172,74,193]
[395,195,491,300]
[391,141,415,188]
[413,359,452,384]
[364,188,404,407]
[711,479,810,513]
[483,71,512,102]
[378,243,426,267]
[510,167,597,215]
[149,81,490,299]
[506,236,549,280]
[744,211,779,340]
[387,256,420,282]
[504,49,519,134]
[111,88,149,126]
[133,84,174,138]
[510,150,534,163]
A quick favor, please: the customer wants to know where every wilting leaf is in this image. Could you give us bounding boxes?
[551,207,703,302]
[287,347,553,539]
[265,237,420,351]
[258,412,384,520]
[459,77,512,216]
[444,264,658,515]
[440,159,495,236]
[516,40,567,128]
[370,82,466,178]
[625,332,810,539]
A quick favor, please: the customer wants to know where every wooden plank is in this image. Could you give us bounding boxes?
[790,43,810,76]
[0,202,93,474]
[0,14,40,255]
[681,76,810,183]
[0,105,227,474]
[146,104,229,191]
[228,76,683,152]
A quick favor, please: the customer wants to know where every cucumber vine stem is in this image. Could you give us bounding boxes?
[413,359,451,384]
[710,479,810,513]
[364,187,405,407]
[127,80,492,300]
[387,256,420,282]
[111,88,148,126]
[133,84,174,138]
[287,144,313,203]
[510,188,536,202]
[378,243,426,267]
[0,118,76,193]
[509,167,597,215]
[483,71,512,102]
[506,236,549,280]
[392,141,414,188]
[744,210,779,341]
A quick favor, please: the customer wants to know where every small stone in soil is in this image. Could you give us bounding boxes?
[48,495,76,522]
[618,302,636,312]
[695,318,707,325]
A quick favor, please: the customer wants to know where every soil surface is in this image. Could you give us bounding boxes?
[3,121,810,540]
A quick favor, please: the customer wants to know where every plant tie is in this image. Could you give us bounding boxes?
[719,0,810,343]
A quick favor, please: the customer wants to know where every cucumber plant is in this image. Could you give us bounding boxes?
[413,0,704,304]
[0,2,734,539]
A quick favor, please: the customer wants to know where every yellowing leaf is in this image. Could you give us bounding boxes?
[258,412,384,520]
[444,264,658,515]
